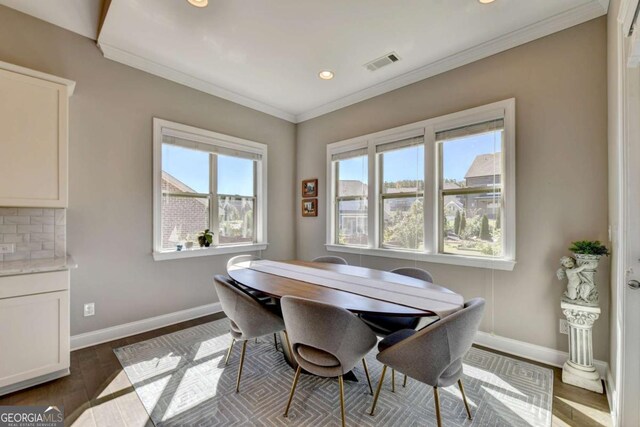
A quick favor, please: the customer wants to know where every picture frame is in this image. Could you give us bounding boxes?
[302,198,318,217]
[302,178,318,198]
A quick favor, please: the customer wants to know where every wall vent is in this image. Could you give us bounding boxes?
[364,52,400,71]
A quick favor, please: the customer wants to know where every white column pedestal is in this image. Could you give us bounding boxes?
[561,301,602,393]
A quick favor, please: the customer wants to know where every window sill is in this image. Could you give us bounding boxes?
[153,243,268,261]
[325,244,516,271]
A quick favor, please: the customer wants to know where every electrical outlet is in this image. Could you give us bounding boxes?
[84,303,95,317]
[0,243,15,254]
[559,319,569,335]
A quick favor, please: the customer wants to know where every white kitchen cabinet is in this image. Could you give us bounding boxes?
[0,61,75,208]
[0,270,70,395]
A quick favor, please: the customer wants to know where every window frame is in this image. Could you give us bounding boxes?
[325,99,516,271]
[153,118,268,261]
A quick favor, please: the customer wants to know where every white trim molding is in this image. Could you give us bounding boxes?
[70,302,222,350]
[475,331,609,379]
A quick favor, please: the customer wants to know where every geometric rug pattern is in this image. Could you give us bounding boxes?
[114,318,553,426]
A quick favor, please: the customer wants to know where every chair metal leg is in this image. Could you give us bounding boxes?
[224,338,235,366]
[369,365,387,416]
[433,387,442,427]
[273,333,278,350]
[283,365,302,417]
[362,358,373,395]
[391,368,395,392]
[338,375,346,427]
[235,340,247,393]
[458,379,472,420]
[403,374,407,388]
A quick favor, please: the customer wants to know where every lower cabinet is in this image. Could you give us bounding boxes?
[0,270,70,395]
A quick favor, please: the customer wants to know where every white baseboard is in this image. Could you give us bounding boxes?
[474,331,608,379]
[70,302,222,350]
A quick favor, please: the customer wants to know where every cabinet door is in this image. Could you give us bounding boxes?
[0,69,68,207]
[0,291,70,388]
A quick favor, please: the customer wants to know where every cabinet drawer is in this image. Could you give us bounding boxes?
[0,290,69,388]
[0,270,69,299]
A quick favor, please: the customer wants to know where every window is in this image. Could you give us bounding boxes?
[326,99,515,270]
[153,119,267,260]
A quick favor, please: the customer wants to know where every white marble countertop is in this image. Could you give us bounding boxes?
[0,255,77,277]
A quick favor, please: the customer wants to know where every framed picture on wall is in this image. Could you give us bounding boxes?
[302,198,318,217]
[302,178,318,197]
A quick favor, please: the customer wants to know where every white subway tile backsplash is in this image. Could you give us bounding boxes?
[4,216,30,225]
[0,208,65,261]
[18,208,43,216]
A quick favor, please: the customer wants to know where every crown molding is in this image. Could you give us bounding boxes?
[97,41,297,123]
[295,0,609,122]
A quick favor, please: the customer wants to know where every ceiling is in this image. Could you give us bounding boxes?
[1,0,608,122]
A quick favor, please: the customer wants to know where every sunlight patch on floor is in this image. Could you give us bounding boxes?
[464,364,525,396]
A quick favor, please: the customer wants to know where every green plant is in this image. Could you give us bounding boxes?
[495,209,501,230]
[197,229,214,247]
[480,214,491,241]
[569,240,610,256]
[454,210,461,235]
[460,212,467,232]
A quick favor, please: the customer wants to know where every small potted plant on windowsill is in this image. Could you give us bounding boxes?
[197,229,214,248]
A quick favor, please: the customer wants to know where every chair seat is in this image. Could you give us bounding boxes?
[378,329,417,352]
[361,313,420,336]
[297,345,341,367]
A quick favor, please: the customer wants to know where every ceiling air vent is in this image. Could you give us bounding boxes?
[364,52,400,71]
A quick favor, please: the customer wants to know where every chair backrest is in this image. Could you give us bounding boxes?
[377,298,485,386]
[281,296,377,374]
[391,267,434,283]
[312,256,348,265]
[213,275,283,339]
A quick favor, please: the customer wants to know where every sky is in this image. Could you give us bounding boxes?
[339,130,502,184]
[162,145,254,195]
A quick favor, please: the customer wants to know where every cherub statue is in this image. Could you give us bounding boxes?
[556,256,598,305]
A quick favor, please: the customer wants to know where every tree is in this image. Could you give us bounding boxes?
[480,214,491,241]
[460,211,467,232]
[384,198,424,249]
[454,210,461,235]
[495,209,501,230]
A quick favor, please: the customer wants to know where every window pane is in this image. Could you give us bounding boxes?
[162,144,209,194]
[337,156,368,197]
[337,199,368,245]
[218,155,254,196]
[441,129,502,189]
[383,196,423,250]
[442,190,502,257]
[161,194,209,250]
[218,196,254,245]
[382,145,424,193]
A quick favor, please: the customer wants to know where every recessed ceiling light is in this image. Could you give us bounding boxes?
[187,0,208,7]
[478,0,495,3]
[318,70,334,80]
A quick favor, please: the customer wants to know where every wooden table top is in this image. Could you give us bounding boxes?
[227,260,463,317]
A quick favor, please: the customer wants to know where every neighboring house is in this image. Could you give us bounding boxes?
[463,153,501,219]
[337,180,368,245]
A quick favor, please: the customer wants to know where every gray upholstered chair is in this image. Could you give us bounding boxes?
[312,255,348,265]
[369,298,485,427]
[213,275,287,393]
[280,296,377,427]
[360,266,438,388]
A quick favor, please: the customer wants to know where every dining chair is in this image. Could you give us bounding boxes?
[360,266,438,388]
[369,298,485,427]
[213,275,288,393]
[280,296,377,427]
[312,255,348,265]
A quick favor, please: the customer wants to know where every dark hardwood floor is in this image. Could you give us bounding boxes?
[0,314,611,427]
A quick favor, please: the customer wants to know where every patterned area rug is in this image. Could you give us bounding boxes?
[114,319,552,426]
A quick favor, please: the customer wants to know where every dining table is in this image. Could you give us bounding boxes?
[227,258,464,377]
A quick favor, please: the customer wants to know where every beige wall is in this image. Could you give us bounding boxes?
[296,18,609,360]
[0,5,297,335]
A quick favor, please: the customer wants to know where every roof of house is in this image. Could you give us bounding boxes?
[339,180,368,196]
[162,171,198,193]
[464,153,501,179]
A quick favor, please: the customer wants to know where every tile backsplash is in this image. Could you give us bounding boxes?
[0,208,66,262]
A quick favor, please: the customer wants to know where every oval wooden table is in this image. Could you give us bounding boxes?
[228,259,464,377]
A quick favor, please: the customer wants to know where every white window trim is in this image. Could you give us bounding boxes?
[152,118,268,261]
[326,99,516,271]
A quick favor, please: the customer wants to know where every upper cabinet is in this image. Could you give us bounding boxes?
[0,61,75,208]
